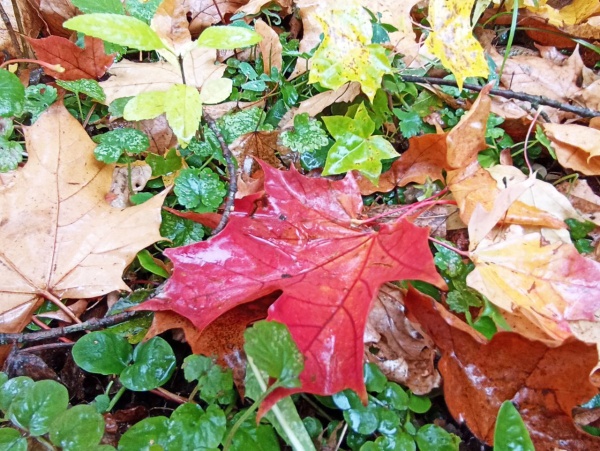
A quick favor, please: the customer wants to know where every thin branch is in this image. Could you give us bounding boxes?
[400,75,600,118]
[203,112,238,235]
[0,311,143,345]
[0,1,22,58]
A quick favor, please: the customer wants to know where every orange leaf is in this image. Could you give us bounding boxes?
[405,287,600,449]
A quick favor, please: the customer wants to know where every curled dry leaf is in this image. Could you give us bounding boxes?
[405,286,600,450]
[0,103,167,342]
[556,179,600,226]
[364,284,440,395]
[544,123,600,175]
[255,19,283,74]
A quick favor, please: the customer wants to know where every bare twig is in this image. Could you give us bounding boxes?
[203,112,238,235]
[0,1,22,58]
[400,75,600,118]
[0,311,143,345]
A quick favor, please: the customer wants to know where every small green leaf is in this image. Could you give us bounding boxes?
[120,337,176,391]
[364,362,387,394]
[8,380,69,436]
[93,128,149,163]
[136,249,169,278]
[244,321,304,388]
[566,218,596,240]
[174,167,227,211]
[64,14,165,51]
[229,413,280,451]
[130,192,153,205]
[123,91,166,121]
[408,393,432,414]
[377,382,408,410]
[393,108,424,138]
[197,26,262,49]
[0,70,25,117]
[146,148,183,176]
[182,355,235,405]
[331,389,363,411]
[494,401,535,451]
[343,404,380,435]
[23,84,57,122]
[170,403,226,450]
[416,424,460,451]
[0,137,23,172]
[0,376,34,411]
[217,107,269,144]
[281,113,329,153]
[56,79,106,103]
[164,84,203,147]
[118,416,171,451]
[49,405,105,451]
[0,428,27,451]
[125,0,162,23]
[322,103,398,183]
[160,210,205,247]
[72,330,133,375]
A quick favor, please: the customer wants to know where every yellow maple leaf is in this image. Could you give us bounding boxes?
[424,0,488,90]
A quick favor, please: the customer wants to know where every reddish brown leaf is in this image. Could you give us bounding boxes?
[27,36,114,80]
[405,287,600,450]
[138,163,446,413]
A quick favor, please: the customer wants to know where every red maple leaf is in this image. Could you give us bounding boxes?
[139,163,446,411]
[27,36,114,81]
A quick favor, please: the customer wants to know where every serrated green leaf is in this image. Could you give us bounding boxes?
[71,0,124,14]
[197,26,262,49]
[174,167,226,211]
[393,109,424,138]
[146,148,182,176]
[72,330,133,375]
[64,14,165,51]
[183,355,236,405]
[120,337,176,391]
[494,401,535,451]
[0,137,23,172]
[160,210,205,247]
[280,113,329,153]
[322,103,397,183]
[56,79,106,103]
[0,70,25,117]
[123,91,166,121]
[217,107,269,144]
[164,84,203,147]
[49,405,105,451]
[170,403,227,450]
[93,128,149,163]
[8,380,69,436]
[244,321,304,388]
[125,0,162,22]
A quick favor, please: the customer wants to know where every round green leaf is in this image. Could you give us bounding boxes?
[343,405,380,435]
[197,26,262,49]
[72,330,133,375]
[0,136,23,172]
[0,376,34,411]
[170,403,226,449]
[174,167,227,211]
[8,380,69,436]
[407,393,432,414]
[118,416,171,451]
[377,383,408,411]
[64,14,165,51]
[0,70,25,117]
[364,363,387,394]
[494,401,535,451]
[49,405,105,450]
[0,428,27,451]
[416,424,460,451]
[120,337,176,391]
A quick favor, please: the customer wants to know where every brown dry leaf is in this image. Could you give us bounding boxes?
[187,0,249,35]
[255,19,283,74]
[405,286,600,449]
[544,123,600,175]
[557,179,600,226]
[447,161,567,229]
[1,0,43,57]
[107,163,153,208]
[356,133,448,195]
[230,131,285,176]
[446,84,492,169]
[152,0,192,56]
[364,284,440,395]
[0,103,167,336]
[279,82,361,129]
[236,0,292,16]
[38,0,77,37]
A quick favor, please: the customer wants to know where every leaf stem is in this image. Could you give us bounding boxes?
[106,385,127,412]
[0,58,64,72]
[428,236,469,257]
